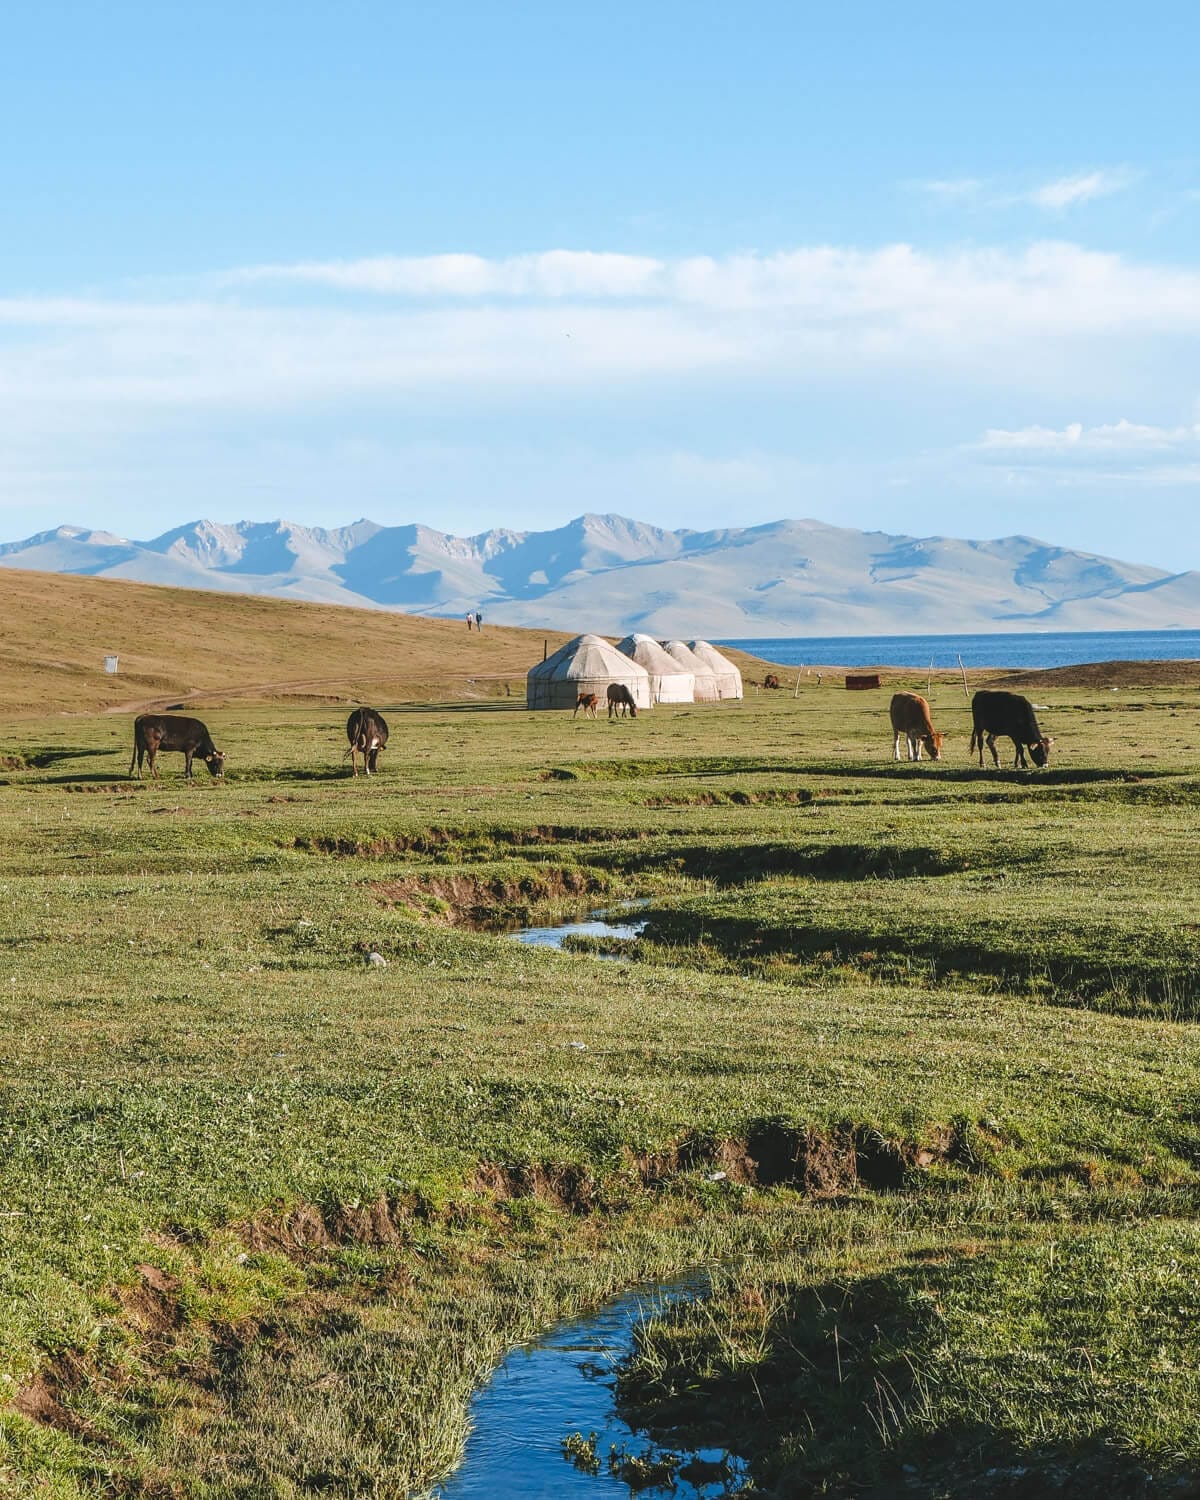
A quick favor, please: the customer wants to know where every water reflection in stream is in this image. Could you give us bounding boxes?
[433,1275,749,1499]
[506,904,649,956]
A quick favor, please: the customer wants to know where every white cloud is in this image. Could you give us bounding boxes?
[1027,170,1133,211]
[978,417,1200,452]
[1,243,1199,423]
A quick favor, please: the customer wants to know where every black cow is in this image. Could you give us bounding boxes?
[130,715,225,780]
[607,684,638,719]
[347,707,389,776]
[970,691,1053,769]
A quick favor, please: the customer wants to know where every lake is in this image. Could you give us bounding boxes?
[718,629,1200,673]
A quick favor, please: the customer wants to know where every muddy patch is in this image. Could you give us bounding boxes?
[372,866,609,928]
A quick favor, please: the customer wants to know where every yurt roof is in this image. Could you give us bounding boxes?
[661,639,715,675]
[616,633,689,676]
[689,640,743,679]
[528,633,650,682]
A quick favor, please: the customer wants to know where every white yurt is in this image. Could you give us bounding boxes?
[616,634,694,704]
[688,640,743,700]
[526,633,652,710]
[660,641,720,703]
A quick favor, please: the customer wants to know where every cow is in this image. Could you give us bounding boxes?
[607,684,638,719]
[889,692,945,762]
[130,715,225,781]
[574,693,599,719]
[763,673,781,690]
[346,707,389,776]
[970,691,1053,769]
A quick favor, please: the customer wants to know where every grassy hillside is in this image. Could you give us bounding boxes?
[1,678,1199,1495]
[0,567,580,716]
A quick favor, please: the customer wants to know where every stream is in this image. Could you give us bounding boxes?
[432,1274,749,1498]
[506,903,649,956]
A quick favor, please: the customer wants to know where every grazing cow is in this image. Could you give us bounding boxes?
[970,691,1053,769]
[346,707,389,776]
[607,684,638,719]
[889,692,945,762]
[574,692,599,719]
[130,715,225,781]
[763,673,781,690]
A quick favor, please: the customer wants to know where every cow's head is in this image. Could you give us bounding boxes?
[923,731,946,761]
[1029,738,1052,768]
[204,749,226,778]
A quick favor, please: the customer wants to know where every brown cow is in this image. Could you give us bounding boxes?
[607,684,638,719]
[574,692,599,719]
[763,673,781,690]
[889,692,945,762]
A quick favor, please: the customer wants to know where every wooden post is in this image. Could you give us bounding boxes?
[957,654,969,698]
[793,668,801,699]
[543,639,548,661]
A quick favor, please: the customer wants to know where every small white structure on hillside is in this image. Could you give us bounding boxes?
[660,640,720,702]
[688,640,743,700]
[526,633,652,710]
[616,634,694,703]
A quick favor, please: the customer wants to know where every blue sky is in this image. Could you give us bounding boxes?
[2,1,1198,568]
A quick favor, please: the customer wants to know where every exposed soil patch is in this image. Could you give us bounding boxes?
[118,1263,186,1335]
[371,866,607,927]
[11,1349,101,1442]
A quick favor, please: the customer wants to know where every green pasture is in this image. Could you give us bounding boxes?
[0,678,1198,1496]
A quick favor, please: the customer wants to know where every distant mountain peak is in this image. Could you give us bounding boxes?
[0,512,1194,636]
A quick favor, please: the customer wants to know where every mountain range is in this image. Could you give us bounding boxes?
[2,513,1198,636]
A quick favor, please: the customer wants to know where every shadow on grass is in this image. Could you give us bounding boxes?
[617,1260,1198,1500]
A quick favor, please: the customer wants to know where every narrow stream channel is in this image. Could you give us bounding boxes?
[432,1274,749,1498]
[506,903,649,956]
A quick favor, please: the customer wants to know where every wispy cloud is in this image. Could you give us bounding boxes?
[978,417,1200,452]
[1026,170,1134,211]
[1,244,1199,424]
[911,168,1135,213]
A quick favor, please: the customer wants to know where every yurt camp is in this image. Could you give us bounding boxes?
[526,634,652,710]
[688,640,743,700]
[660,640,720,702]
[616,634,694,703]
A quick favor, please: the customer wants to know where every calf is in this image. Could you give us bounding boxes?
[574,692,599,719]
[130,715,225,780]
[889,692,945,762]
[607,683,638,719]
[970,691,1052,769]
[346,707,389,776]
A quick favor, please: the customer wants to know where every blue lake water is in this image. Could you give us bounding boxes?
[433,1275,748,1499]
[719,628,1200,673]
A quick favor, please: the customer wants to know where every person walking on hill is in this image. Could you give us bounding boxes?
[475,610,483,632]
[465,610,474,631]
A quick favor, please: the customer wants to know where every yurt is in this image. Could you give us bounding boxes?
[688,640,743,700]
[526,633,652,711]
[660,641,720,703]
[616,634,694,703]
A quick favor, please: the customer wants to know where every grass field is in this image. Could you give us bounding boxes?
[1,586,1199,1496]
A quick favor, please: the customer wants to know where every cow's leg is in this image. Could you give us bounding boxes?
[912,733,922,761]
[130,743,141,780]
[184,750,194,780]
[893,729,903,761]
[147,748,159,779]
[985,733,1000,769]
[1014,742,1028,769]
